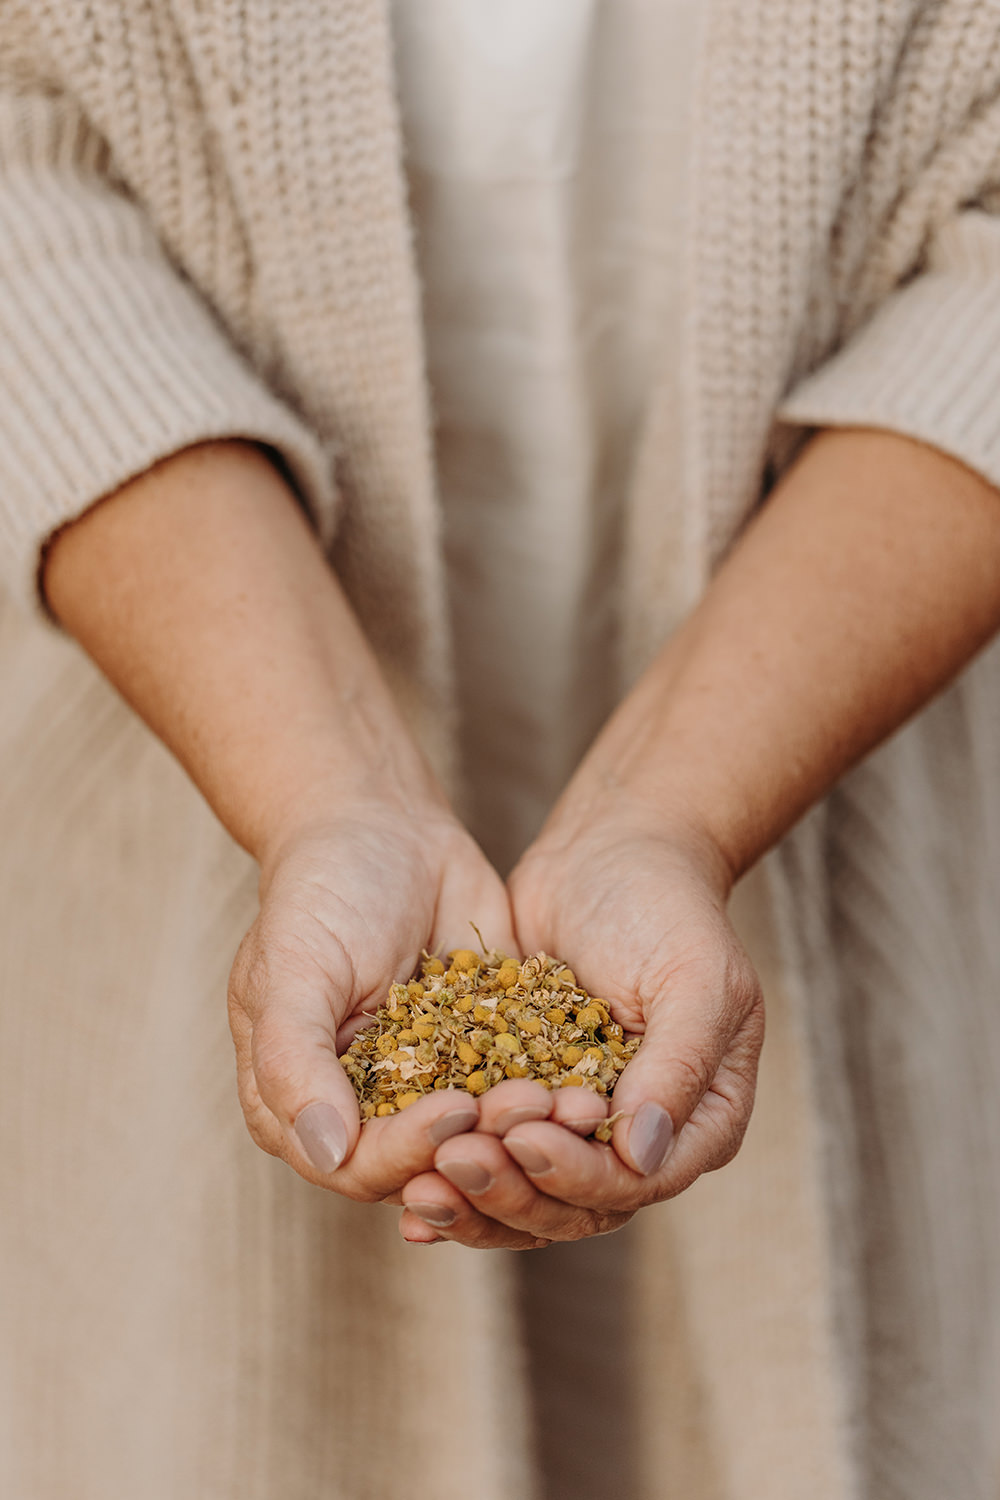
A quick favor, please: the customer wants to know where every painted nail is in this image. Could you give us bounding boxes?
[294,1102,348,1174]
[408,1203,457,1228]
[437,1160,493,1195]
[505,1137,553,1175]
[629,1101,674,1176]
[493,1104,550,1135]
[427,1108,479,1146]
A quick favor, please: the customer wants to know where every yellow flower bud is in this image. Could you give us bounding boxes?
[376,1102,395,1116]
[465,1071,488,1095]
[545,1008,566,1026]
[448,948,480,973]
[396,1091,421,1110]
[559,1074,586,1087]
[574,1006,603,1031]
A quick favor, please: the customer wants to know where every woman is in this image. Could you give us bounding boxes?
[3,1,1000,1496]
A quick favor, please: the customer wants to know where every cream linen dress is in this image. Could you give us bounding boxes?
[392,9,846,1498]
[391,5,704,1495]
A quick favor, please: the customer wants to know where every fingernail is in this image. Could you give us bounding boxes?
[505,1137,553,1175]
[437,1160,493,1195]
[428,1107,479,1146]
[493,1105,550,1135]
[294,1102,348,1174]
[629,1101,674,1176]
[408,1203,457,1228]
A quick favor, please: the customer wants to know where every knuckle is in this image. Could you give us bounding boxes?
[726,947,763,1022]
[669,1046,715,1104]
[228,930,269,1023]
[548,1207,603,1242]
[332,1176,383,1204]
[240,1095,284,1158]
[593,1210,633,1236]
[251,1022,311,1118]
[707,1108,751,1172]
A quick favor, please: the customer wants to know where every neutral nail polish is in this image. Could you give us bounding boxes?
[437,1160,493,1195]
[428,1108,479,1146]
[408,1203,457,1227]
[629,1101,674,1175]
[294,1102,348,1174]
[505,1137,553,1175]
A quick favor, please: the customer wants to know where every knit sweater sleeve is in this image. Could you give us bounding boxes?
[778,211,1000,492]
[0,86,334,616]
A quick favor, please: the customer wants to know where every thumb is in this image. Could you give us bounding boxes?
[608,948,763,1179]
[229,935,361,1179]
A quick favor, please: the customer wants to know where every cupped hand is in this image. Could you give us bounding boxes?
[227,802,518,1202]
[397,802,764,1248]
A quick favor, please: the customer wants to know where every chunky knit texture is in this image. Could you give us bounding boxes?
[5,3,1000,1498]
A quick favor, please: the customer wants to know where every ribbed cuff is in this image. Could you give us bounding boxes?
[779,213,1000,492]
[0,246,336,616]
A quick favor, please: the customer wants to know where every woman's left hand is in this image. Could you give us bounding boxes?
[397,798,765,1248]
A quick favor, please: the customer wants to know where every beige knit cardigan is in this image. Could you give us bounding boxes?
[4,3,1000,1498]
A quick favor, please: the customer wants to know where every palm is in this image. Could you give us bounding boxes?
[228,804,516,1198]
[510,822,764,1183]
[260,811,512,1047]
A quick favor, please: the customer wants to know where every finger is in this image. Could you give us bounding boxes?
[400,1172,551,1250]
[609,948,763,1176]
[502,1120,655,1213]
[548,1083,610,1135]
[330,1090,480,1200]
[431,869,521,964]
[475,1078,553,1136]
[432,1133,630,1242]
[228,928,363,1177]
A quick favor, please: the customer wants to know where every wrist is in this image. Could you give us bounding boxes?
[245,739,452,876]
[533,769,737,904]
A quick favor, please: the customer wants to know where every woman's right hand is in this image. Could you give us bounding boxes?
[227,801,519,1207]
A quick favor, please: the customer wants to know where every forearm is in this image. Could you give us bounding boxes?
[552,428,1000,883]
[43,441,443,860]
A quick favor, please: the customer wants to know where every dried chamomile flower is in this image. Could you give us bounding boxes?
[339,940,643,1140]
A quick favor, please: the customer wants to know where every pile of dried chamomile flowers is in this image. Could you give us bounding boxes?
[340,946,640,1142]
